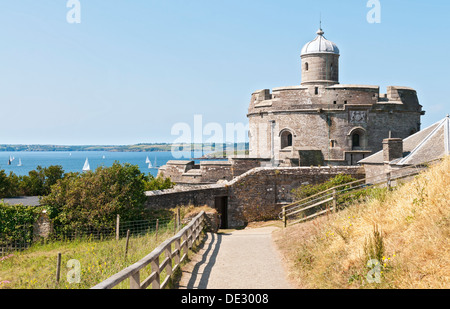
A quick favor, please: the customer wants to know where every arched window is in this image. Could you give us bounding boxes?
[305,62,309,71]
[352,133,360,149]
[348,127,366,150]
[281,130,293,149]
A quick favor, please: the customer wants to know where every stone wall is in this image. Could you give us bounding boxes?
[225,166,365,227]
[157,157,271,186]
[145,184,227,210]
[248,85,423,166]
[146,166,365,229]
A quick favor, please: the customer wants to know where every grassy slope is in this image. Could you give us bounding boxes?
[0,229,175,289]
[273,156,450,289]
[0,205,213,289]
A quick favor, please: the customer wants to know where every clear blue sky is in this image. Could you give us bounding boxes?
[0,0,448,145]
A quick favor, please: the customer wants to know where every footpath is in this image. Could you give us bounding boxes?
[176,225,293,289]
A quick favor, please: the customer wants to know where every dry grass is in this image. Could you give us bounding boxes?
[273,156,450,289]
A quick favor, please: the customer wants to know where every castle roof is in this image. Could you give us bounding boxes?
[359,115,450,166]
[301,28,340,56]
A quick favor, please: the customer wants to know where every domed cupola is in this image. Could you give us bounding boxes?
[301,28,340,55]
[300,28,340,86]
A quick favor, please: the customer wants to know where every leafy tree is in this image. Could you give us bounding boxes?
[18,165,65,196]
[0,170,20,198]
[41,162,150,234]
[144,173,175,191]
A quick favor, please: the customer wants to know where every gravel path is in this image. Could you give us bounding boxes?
[177,226,293,289]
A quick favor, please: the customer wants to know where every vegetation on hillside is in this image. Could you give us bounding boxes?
[0,142,249,153]
[0,205,214,289]
[0,165,65,198]
[274,156,450,289]
[1,163,175,249]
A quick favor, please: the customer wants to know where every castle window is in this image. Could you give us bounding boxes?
[352,133,360,149]
[333,101,337,105]
[305,62,309,71]
[280,130,293,149]
[315,87,319,95]
[344,101,348,104]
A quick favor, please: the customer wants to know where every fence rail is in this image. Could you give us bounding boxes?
[91,211,206,289]
[280,160,440,227]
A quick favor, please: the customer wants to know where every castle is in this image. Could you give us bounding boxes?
[248,27,424,167]
[159,26,425,185]
[153,26,428,228]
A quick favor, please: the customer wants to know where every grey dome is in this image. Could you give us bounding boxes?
[301,28,340,55]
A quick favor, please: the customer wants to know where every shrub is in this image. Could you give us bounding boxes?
[0,165,65,198]
[292,174,358,201]
[41,162,150,235]
[0,203,43,245]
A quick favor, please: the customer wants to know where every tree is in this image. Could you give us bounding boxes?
[41,162,149,234]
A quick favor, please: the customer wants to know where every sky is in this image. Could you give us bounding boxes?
[0,0,448,145]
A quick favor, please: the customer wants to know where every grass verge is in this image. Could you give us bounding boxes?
[273,156,450,289]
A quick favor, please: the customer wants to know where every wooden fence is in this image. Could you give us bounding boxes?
[91,211,205,289]
[280,161,439,227]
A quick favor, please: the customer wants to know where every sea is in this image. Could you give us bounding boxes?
[0,151,213,177]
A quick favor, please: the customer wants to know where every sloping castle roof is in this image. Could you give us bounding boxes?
[359,115,450,166]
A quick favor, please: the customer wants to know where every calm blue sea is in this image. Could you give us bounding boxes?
[0,151,210,177]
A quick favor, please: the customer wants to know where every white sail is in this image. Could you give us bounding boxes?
[154,157,157,168]
[148,161,152,168]
[82,158,90,171]
[145,156,150,164]
[17,159,22,167]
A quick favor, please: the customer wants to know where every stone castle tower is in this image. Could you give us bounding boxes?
[247,27,425,166]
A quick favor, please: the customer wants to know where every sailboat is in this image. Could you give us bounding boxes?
[82,158,90,172]
[154,156,158,168]
[145,156,150,164]
[148,160,153,169]
[17,159,22,167]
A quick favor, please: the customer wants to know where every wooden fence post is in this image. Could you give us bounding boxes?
[177,207,181,231]
[116,214,120,241]
[386,172,392,191]
[56,252,62,284]
[130,272,140,289]
[174,238,180,266]
[151,259,160,289]
[155,219,159,242]
[282,207,287,228]
[332,189,337,213]
[125,230,130,259]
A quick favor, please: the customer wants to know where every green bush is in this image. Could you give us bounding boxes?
[0,203,43,244]
[0,165,65,198]
[41,162,173,235]
[292,174,358,201]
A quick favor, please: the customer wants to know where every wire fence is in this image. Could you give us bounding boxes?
[0,216,177,257]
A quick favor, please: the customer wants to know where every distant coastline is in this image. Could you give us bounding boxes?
[0,143,249,153]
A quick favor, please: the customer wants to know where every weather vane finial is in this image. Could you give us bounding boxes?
[317,12,324,35]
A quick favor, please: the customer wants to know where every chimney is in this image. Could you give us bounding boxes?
[383,135,403,162]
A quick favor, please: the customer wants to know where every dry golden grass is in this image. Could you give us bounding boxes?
[273,156,450,289]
